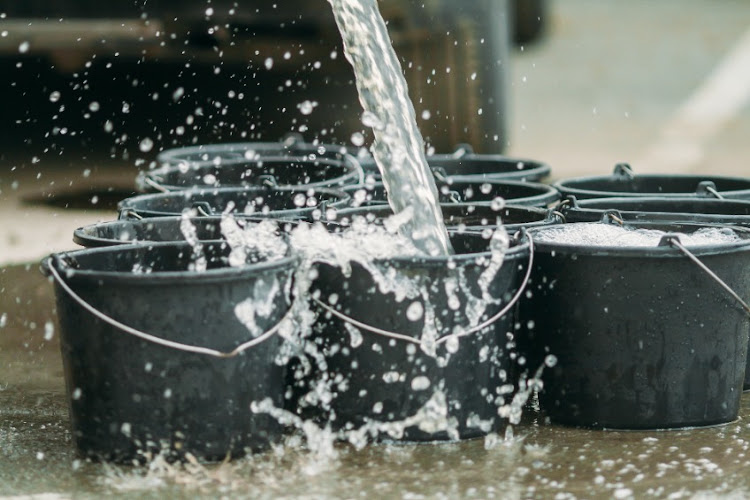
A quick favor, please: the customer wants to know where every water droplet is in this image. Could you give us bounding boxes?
[293,193,306,207]
[297,100,316,115]
[421,110,431,120]
[49,91,61,103]
[18,41,29,53]
[545,354,558,368]
[382,371,400,383]
[411,376,430,390]
[205,7,214,16]
[172,87,185,101]
[72,388,82,400]
[91,195,99,205]
[445,335,460,353]
[36,452,45,460]
[43,321,54,341]
[0,313,7,328]
[264,57,274,70]
[350,132,365,147]
[103,120,113,133]
[480,183,492,194]
[406,301,424,321]
[203,173,217,185]
[490,197,505,211]
[139,137,154,153]
[88,101,100,112]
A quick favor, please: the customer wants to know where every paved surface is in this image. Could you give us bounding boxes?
[2,0,750,498]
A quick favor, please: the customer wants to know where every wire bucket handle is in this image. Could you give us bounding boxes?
[312,232,535,347]
[659,234,750,316]
[44,258,292,359]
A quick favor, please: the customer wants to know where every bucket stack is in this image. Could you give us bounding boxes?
[43,143,750,463]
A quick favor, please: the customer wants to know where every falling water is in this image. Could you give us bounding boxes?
[328,0,454,256]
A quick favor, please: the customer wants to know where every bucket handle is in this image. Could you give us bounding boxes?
[660,235,750,315]
[312,232,535,347]
[44,259,293,358]
[140,176,170,193]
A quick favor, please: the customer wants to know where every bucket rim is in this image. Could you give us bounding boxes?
[155,139,356,164]
[46,240,299,284]
[554,173,750,199]
[362,231,531,267]
[73,216,301,247]
[140,152,363,192]
[528,221,750,257]
[118,186,351,219]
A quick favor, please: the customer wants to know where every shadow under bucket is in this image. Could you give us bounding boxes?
[42,240,297,462]
[294,231,532,442]
[520,220,750,429]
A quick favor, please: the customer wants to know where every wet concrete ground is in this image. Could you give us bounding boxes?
[2,0,750,498]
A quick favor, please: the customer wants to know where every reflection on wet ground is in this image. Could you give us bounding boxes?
[2,263,750,499]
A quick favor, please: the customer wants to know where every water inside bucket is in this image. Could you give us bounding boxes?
[532,223,742,248]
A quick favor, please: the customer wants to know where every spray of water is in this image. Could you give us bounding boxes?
[328,0,454,256]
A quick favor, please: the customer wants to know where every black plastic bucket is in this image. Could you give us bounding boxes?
[554,164,750,201]
[344,179,559,208]
[294,231,532,441]
[155,134,358,167]
[137,154,363,193]
[118,186,349,221]
[43,240,297,462]
[358,145,551,182]
[333,204,562,234]
[73,216,300,248]
[520,220,750,429]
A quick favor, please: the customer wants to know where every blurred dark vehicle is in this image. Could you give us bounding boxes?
[0,1,546,159]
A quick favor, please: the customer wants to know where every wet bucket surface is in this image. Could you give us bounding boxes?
[521,221,750,429]
[44,240,297,462]
[334,204,562,234]
[118,186,349,221]
[73,216,299,248]
[137,155,363,193]
[295,232,532,441]
[554,164,750,200]
[345,179,559,208]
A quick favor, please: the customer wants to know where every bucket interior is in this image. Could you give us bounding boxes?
[428,156,549,179]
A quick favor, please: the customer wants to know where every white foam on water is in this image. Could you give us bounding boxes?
[533,223,743,248]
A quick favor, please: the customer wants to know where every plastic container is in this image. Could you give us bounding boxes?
[292,231,532,441]
[118,186,349,221]
[554,164,750,201]
[344,179,559,208]
[43,240,297,462]
[333,203,562,234]
[520,220,750,429]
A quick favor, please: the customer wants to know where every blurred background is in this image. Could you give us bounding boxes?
[0,0,748,262]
